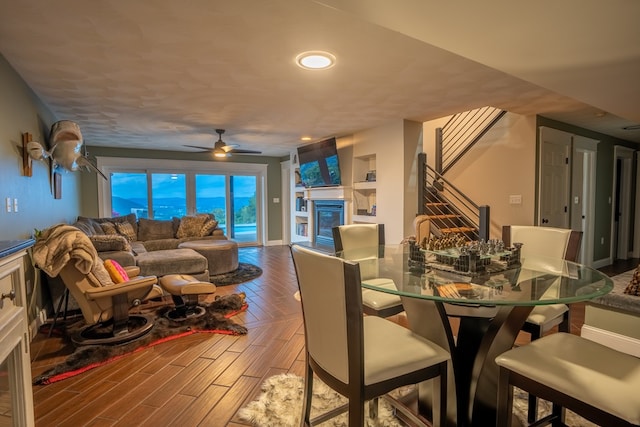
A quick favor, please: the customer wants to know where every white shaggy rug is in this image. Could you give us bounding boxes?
[238,373,596,426]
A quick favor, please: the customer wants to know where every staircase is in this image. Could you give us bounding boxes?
[418,152,489,242]
[418,106,505,241]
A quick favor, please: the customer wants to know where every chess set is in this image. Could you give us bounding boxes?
[408,234,522,277]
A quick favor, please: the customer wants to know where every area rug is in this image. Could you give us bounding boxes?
[238,373,596,426]
[210,262,262,286]
[34,293,248,385]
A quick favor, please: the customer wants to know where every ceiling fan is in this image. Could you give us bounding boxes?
[184,129,262,157]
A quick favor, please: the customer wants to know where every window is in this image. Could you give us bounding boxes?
[110,172,148,218]
[97,157,267,246]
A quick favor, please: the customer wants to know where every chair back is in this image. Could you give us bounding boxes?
[332,224,385,280]
[59,262,113,324]
[502,225,582,261]
[290,244,363,386]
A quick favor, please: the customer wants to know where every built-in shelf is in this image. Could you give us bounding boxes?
[353,181,376,190]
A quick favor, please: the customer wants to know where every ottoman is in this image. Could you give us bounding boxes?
[178,240,239,277]
[135,248,209,281]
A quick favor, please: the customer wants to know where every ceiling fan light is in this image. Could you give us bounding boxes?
[213,148,228,158]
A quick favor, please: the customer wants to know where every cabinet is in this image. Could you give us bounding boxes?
[352,154,377,223]
[290,153,309,242]
[0,240,35,426]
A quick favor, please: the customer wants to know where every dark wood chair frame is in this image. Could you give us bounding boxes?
[332,223,405,318]
[291,244,448,426]
[497,365,638,427]
[501,225,583,423]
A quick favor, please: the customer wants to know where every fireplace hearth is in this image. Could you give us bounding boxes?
[314,200,344,247]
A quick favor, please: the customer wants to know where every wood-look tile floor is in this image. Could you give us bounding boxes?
[29,247,632,426]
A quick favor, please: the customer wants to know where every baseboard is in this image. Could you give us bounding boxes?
[265,240,283,246]
[28,308,48,342]
[581,324,640,357]
[592,257,613,269]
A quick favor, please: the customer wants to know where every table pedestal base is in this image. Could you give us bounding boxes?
[401,297,533,427]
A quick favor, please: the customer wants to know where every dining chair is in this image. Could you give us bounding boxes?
[290,244,450,427]
[502,225,582,422]
[495,332,640,427]
[332,224,404,317]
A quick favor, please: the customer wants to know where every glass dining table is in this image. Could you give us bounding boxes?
[337,244,613,427]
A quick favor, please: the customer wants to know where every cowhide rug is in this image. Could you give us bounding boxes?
[34,293,248,385]
[238,373,597,426]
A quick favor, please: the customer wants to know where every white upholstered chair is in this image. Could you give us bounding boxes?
[502,225,582,422]
[332,224,404,317]
[496,333,640,427]
[290,244,450,426]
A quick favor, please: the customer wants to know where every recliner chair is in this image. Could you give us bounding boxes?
[33,224,163,346]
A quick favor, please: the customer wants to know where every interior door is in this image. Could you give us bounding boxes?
[539,127,571,228]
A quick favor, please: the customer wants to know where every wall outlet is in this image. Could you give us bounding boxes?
[601,237,605,245]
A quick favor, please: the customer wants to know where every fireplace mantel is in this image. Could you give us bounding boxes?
[304,186,352,201]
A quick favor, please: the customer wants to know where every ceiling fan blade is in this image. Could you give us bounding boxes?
[229,148,263,154]
[183,144,213,152]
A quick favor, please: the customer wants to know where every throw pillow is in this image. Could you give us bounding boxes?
[200,218,219,236]
[176,215,208,238]
[101,222,118,235]
[115,222,137,241]
[104,259,130,284]
[89,235,132,252]
[624,264,640,296]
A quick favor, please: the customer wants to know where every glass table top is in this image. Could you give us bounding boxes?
[338,244,613,306]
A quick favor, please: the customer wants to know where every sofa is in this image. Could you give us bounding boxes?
[581,266,640,358]
[73,213,227,282]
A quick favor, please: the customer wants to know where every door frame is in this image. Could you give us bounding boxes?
[610,145,634,260]
[572,136,598,266]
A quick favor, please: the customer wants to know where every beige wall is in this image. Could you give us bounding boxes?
[350,119,421,243]
[423,112,537,239]
[0,54,81,241]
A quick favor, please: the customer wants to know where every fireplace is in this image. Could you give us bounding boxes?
[314,200,345,247]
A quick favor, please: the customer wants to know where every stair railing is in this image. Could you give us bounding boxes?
[435,106,506,174]
[418,153,489,241]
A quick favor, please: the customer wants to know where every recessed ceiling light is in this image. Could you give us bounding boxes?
[295,51,336,70]
[301,136,312,141]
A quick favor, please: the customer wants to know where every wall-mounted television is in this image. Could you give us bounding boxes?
[297,137,342,188]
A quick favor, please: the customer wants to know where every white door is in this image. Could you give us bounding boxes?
[539,127,571,228]
[571,136,599,266]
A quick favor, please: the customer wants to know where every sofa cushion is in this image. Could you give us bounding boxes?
[142,238,181,252]
[89,235,131,252]
[135,248,207,277]
[137,218,176,241]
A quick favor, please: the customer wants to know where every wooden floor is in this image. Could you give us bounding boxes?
[28,247,634,426]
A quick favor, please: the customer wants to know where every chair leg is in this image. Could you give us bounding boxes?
[348,396,365,427]
[558,310,571,333]
[301,363,313,427]
[369,397,378,420]
[527,325,542,423]
[496,368,514,427]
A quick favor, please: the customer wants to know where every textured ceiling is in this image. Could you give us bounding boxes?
[0,0,638,157]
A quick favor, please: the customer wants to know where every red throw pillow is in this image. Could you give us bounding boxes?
[104,259,130,284]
